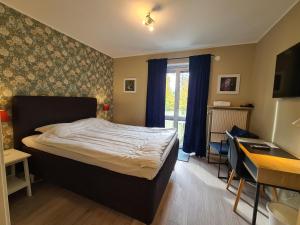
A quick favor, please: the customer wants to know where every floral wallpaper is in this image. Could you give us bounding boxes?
[0,3,113,149]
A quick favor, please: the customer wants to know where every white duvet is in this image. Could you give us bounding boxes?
[22,118,177,180]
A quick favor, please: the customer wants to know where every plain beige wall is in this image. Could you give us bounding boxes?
[113,2,300,157]
[113,44,256,126]
[250,2,300,157]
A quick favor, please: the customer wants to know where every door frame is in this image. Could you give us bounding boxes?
[0,122,11,225]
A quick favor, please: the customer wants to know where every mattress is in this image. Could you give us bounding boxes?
[22,118,177,180]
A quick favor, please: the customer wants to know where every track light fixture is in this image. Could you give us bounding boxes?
[142,12,155,32]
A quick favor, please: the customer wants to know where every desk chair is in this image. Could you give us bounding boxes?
[225,131,278,211]
[208,126,259,179]
[207,131,229,179]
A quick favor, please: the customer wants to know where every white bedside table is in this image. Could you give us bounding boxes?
[4,149,32,196]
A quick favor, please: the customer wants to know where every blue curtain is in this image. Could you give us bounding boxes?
[146,59,168,127]
[183,54,211,156]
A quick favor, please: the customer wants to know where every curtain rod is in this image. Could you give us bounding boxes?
[146,54,216,62]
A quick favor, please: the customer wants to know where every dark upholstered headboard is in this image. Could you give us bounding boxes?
[12,96,97,149]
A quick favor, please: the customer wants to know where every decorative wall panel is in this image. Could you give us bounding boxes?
[0,3,113,149]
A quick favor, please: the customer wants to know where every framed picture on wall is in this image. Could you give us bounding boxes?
[124,78,136,93]
[217,74,240,94]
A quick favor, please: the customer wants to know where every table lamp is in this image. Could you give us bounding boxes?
[0,110,9,123]
[102,103,110,111]
[0,110,10,150]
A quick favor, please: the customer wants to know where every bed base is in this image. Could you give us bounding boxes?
[12,96,179,224]
[22,140,178,224]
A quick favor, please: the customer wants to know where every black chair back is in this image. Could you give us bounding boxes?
[226,131,247,177]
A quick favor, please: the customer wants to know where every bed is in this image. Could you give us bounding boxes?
[12,96,179,224]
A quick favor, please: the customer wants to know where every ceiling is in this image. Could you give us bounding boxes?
[1,0,298,58]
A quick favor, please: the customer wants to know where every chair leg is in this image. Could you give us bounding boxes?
[271,187,278,202]
[260,185,265,199]
[217,154,222,177]
[207,147,210,163]
[233,178,245,212]
[226,170,235,190]
[227,164,230,182]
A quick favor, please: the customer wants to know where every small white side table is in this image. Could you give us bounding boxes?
[4,149,32,196]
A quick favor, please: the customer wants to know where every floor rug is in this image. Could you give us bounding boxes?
[177,149,190,162]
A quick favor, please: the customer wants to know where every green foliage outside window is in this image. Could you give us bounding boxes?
[165,75,174,115]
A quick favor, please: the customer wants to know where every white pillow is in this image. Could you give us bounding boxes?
[35,123,69,133]
[50,122,88,137]
[72,118,113,128]
[35,118,110,137]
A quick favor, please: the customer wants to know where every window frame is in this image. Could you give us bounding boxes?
[165,63,189,129]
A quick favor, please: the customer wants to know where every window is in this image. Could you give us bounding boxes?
[165,63,189,147]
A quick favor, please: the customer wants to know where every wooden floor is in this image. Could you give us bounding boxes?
[9,156,269,225]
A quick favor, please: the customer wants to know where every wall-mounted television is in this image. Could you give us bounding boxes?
[273,42,300,98]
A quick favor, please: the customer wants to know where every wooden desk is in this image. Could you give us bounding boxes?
[238,139,300,225]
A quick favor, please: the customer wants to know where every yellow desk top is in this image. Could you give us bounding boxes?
[239,143,300,174]
[239,142,300,191]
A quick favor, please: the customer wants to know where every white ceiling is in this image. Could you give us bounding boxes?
[1,0,298,58]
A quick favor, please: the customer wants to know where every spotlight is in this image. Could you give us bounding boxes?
[143,12,155,31]
[148,25,154,32]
